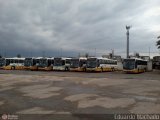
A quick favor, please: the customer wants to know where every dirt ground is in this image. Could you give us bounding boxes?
[0,70,160,120]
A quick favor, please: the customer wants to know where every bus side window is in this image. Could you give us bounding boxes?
[62,60,65,65]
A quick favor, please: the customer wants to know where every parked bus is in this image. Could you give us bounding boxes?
[70,57,87,72]
[3,57,25,70]
[123,58,147,73]
[0,58,5,69]
[152,56,160,70]
[24,57,42,71]
[86,57,118,72]
[53,57,71,71]
[37,57,54,71]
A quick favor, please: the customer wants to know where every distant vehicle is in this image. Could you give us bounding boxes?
[152,56,160,70]
[86,57,118,72]
[38,57,54,71]
[3,57,25,70]
[123,58,147,73]
[0,58,5,69]
[53,57,71,71]
[70,57,87,72]
[24,57,42,71]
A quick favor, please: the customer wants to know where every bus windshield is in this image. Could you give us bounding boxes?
[70,59,79,68]
[54,59,62,66]
[0,58,5,67]
[123,59,135,70]
[87,58,97,68]
[24,58,32,67]
[39,59,48,67]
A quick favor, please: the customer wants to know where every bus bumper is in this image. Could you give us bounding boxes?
[24,66,30,70]
[70,68,85,72]
[30,66,38,71]
[123,69,144,73]
[38,67,52,71]
[86,68,101,72]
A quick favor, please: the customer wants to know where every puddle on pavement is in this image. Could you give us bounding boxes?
[19,84,62,99]
[130,102,160,114]
[64,94,99,102]
[77,97,135,109]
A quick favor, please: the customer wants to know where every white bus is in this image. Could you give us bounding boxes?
[70,57,87,72]
[53,57,71,71]
[37,57,54,71]
[24,57,42,71]
[86,57,118,72]
[123,58,147,73]
[3,57,25,70]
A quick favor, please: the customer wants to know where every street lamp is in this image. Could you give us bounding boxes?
[126,25,131,58]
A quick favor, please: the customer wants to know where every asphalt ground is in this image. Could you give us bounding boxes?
[0,70,160,120]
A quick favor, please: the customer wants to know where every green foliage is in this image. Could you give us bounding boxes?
[157,40,160,49]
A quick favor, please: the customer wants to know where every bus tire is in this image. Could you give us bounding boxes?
[101,68,103,72]
[11,66,15,70]
[65,67,68,71]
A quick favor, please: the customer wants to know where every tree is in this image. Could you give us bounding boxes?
[0,54,2,58]
[156,36,160,49]
[17,54,21,58]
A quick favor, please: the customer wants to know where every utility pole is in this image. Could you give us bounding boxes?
[95,48,96,57]
[126,25,131,58]
[149,47,150,60]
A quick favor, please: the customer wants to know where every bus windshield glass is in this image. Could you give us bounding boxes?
[39,59,48,67]
[54,58,62,66]
[0,58,5,67]
[87,58,97,68]
[70,59,79,68]
[123,59,135,70]
[24,58,32,67]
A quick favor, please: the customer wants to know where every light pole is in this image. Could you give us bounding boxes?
[126,25,131,58]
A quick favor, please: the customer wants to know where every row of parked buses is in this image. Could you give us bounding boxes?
[0,57,150,73]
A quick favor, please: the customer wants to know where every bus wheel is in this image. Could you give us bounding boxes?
[11,66,15,70]
[101,68,103,72]
[65,67,68,71]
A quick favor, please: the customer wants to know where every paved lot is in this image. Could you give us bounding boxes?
[0,70,160,119]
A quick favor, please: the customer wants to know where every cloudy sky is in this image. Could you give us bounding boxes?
[0,0,160,58]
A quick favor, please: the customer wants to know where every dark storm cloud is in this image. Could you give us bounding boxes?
[0,0,160,57]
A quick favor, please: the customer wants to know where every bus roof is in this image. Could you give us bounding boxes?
[54,57,71,60]
[5,57,25,60]
[124,58,147,61]
[88,57,117,61]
